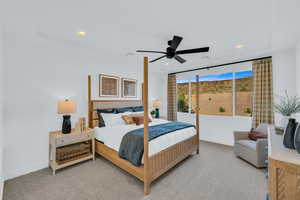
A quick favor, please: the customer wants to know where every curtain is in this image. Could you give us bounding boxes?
[167,74,177,121]
[252,58,274,128]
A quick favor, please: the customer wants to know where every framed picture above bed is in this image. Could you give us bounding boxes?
[122,78,137,98]
[99,74,120,97]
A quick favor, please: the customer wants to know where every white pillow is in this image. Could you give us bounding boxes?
[101,113,124,127]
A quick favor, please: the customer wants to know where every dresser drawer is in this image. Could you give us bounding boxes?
[55,132,94,147]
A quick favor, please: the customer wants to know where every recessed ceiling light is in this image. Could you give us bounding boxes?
[235,44,243,49]
[77,31,86,36]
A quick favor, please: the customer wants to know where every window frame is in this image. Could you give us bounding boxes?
[176,70,253,117]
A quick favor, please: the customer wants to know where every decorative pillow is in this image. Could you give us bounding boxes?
[101,113,125,127]
[248,129,267,141]
[132,106,144,112]
[96,109,117,127]
[132,116,152,125]
[116,107,134,113]
[122,115,135,125]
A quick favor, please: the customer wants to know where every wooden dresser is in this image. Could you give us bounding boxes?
[268,131,300,200]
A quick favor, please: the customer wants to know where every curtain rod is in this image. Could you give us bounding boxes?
[168,56,272,75]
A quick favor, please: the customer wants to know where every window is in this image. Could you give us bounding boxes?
[177,80,189,113]
[235,71,253,116]
[191,73,233,115]
[177,70,253,116]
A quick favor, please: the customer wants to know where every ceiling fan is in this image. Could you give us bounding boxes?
[136,35,209,64]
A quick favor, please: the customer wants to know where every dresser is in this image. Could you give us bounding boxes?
[49,128,95,174]
[268,130,300,200]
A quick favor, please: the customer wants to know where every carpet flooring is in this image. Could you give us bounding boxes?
[3,142,267,200]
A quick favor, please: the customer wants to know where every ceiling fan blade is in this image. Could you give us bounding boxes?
[174,55,186,64]
[176,47,209,54]
[170,35,183,50]
[149,55,167,63]
[136,50,166,54]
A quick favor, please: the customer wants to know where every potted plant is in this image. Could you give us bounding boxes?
[274,91,300,128]
[150,110,156,118]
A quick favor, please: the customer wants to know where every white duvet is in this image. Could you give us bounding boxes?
[94,119,196,157]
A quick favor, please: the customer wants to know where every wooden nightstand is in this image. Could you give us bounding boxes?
[49,128,95,175]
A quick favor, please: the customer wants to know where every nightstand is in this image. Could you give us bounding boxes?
[49,128,95,175]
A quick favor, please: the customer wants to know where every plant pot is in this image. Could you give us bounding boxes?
[283,118,297,149]
[294,123,300,153]
[278,115,290,128]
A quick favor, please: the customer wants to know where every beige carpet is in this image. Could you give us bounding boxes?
[3,142,267,200]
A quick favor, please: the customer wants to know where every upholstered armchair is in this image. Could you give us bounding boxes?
[233,123,273,168]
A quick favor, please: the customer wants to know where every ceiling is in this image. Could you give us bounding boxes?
[2,0,276,73]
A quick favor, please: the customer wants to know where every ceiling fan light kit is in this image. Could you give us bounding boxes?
[137,35,209,64]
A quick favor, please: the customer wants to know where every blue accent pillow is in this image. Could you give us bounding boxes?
[115,107,134,113]
[132,106,144,112]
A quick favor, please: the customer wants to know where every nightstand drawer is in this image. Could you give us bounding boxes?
[55,132,94,147]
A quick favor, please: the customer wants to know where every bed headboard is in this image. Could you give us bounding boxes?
[88,100,142,128]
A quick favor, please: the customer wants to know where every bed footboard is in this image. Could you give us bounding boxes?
[148,135,198,182]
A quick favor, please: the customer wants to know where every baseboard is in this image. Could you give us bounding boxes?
[5,162,47,181]
[0,180,3,200]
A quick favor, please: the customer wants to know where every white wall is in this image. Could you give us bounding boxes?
[272,48,297,125]
[178,113,252,146]
[0,27,4,200]
[2,31,164,180]
[296,42,300,96]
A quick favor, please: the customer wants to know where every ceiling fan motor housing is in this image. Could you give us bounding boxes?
[166,47,176,58]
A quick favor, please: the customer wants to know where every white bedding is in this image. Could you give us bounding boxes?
[94,119,196,157]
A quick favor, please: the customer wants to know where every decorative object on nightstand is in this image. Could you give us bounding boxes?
[283,118,297,149]
[274,91,300,128]
[294,123,300,153]
[49,128,95,175]
[153,99,161,118]
[57,99,76,134]
[75,117,86,133]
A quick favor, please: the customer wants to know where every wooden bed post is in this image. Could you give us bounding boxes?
[143,57,150,195]
[196,75,200,154]
[88,75,93,128]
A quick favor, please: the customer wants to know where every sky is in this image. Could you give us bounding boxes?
[177,70,253,83]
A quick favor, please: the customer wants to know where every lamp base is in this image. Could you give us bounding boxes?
[155,108,160,118]
[62,115,72,134]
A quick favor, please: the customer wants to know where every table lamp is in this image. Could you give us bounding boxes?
[58,99,76,134]
[153,99,161,118]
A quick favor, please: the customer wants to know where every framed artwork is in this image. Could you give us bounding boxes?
[122,78,137,98]
[99,74,120,97]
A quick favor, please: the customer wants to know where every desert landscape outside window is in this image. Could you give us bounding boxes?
[177,70,253,116]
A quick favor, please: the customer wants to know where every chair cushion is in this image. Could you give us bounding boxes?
[237,140,257,150]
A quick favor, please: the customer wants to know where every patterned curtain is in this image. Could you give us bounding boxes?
[167,74,177,121]
[252,58,274,128]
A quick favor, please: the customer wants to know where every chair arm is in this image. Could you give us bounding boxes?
[256,139,268,164]
[233,131,249,143]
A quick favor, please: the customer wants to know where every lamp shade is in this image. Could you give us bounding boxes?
[57,100,76,114]
[153,99,161,108]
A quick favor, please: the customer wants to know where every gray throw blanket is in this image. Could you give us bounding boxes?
[118,121,195,166]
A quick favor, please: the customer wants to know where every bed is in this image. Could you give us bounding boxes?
[87,57,200,195]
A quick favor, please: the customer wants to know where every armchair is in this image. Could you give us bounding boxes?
[233,123,273,168]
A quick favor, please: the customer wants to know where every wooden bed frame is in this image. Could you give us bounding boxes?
[88,57,200,195]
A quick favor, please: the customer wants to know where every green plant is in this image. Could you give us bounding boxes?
[274,91,300,116]
[219,107,226,113]
[178,94,189,112]
[150,110,156,116]
[244,108,252,114]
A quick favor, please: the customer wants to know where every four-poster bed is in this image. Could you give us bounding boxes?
[87,57,200,195]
